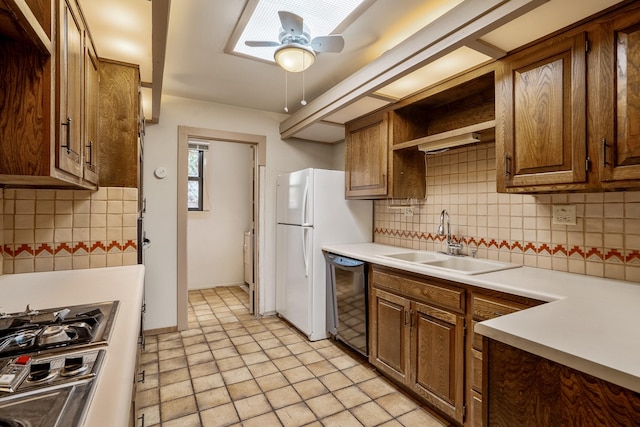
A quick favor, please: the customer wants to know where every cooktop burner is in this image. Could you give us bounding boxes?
[0,348,105,427]
[0,302,118,358]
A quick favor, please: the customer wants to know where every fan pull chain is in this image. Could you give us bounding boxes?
[301,52,307,105]
[284,70,289,113]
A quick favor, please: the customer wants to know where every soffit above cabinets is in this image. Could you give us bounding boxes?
[373,46,494,101]
[324,96,393,125]
[290,121,346,144]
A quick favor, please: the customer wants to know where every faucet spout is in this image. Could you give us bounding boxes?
[438,209,450,244]
[438,209,462,255]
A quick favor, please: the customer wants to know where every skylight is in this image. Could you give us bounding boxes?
[232,0,366,63]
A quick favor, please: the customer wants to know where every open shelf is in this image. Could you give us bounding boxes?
[1,0,52,55]
[392,120,495,151]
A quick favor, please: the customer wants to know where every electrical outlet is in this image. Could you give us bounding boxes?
[552,204,577,225]
[404,207,414,217]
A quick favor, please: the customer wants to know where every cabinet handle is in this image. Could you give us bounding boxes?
[409,310,414,327]
[504,154,511,178]
[60,117,78,156]
[86,141,94,166]
[602,138,609,167]
[138,370,145,383]
[138,413,145,427]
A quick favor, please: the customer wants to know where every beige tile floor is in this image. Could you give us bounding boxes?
[136,286,448,427]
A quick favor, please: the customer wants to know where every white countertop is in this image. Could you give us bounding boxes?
[322,243,640,393]
[0,265,145,427]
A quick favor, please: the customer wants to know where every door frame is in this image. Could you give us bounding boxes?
[177,126,266,330]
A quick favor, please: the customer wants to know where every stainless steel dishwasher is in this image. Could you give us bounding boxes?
[324,252,368,357]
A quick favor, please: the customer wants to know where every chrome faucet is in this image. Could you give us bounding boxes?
[438,209,463,255]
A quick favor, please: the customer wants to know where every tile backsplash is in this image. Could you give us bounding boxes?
[2,187,138,274]
[374,142,640,283]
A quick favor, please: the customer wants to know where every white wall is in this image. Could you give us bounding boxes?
[187,141,251,289]
[332,140,345,170]
[143,94,337,330]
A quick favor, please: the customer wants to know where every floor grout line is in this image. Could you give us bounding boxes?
[136,285,446,427]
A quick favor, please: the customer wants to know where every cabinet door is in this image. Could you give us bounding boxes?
[369,288,410,383]
[83,40,99,184]
[410,301,465,424]
[600,13,640,182]
[496,32,587,191]
[57,0,83,177]
[98,60,140,187]
[345,112,389,199]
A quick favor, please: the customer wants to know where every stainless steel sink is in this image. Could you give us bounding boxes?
[377,250,521,275]
[421,257,521,275]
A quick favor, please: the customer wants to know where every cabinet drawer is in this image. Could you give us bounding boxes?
[472,295,527,320]
[373,269,464,312]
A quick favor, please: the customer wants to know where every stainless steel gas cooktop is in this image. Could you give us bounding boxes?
[0,301,119,427]
[0,301,118,358]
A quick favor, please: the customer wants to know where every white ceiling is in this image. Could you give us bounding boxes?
[80,0,623,141]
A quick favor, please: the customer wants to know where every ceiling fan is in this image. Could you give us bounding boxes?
[245,11,345,73]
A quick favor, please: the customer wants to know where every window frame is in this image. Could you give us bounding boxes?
[188,146,204,211]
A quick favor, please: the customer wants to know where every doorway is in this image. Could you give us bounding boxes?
[177,126,266,330]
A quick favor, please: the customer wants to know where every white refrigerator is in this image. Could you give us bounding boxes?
[276,168,372,341]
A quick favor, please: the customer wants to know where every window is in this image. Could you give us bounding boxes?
[188,143,207,211]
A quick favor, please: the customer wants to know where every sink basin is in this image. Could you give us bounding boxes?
[377,250,521,275]
[422,257,521,275]
[379,252,441,263]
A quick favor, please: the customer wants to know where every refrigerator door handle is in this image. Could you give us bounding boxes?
[302,227,310,277]
[301,175,310,226]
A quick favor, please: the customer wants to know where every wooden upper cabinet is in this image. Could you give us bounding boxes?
[83,40,99,184]
[98,59,140,188]
[0,0,95,188]
[496,32,587,192]
[345,111,389,199]
[599,8,640,184]
[56,0,84,178]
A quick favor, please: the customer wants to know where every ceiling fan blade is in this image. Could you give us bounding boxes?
[245,40,281,47]
[278,11,304,36]
[310,35,345,53]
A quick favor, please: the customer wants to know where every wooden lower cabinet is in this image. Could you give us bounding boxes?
[370,267,465,424]
[368,266,550,426]
[370,288,410,383]
[484,339,640,426]
[411,301,465,422]
[467,292,543,427]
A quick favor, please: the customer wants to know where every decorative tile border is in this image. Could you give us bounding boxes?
[2,187,138,274]
[374,227,639,263]
[2,240,137,258]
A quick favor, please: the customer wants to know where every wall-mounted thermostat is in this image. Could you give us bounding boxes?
[154,167,167,179]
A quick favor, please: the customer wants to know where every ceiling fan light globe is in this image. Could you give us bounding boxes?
[274,44,315,72]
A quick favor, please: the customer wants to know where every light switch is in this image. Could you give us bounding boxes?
[552,204,577,225]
